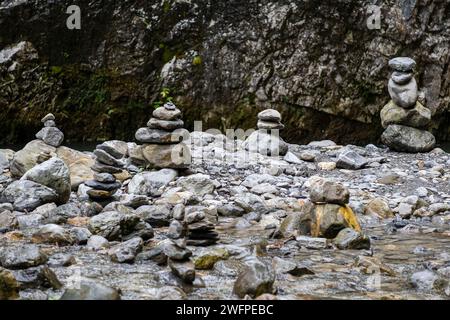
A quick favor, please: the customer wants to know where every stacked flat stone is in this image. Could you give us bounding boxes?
[135,102,190,169]
[85,172,121,201]
[187,220,219,246]
[92,142,125,174]
[242,109,288,156]
[35,113,64,147]
[381,57,436,153]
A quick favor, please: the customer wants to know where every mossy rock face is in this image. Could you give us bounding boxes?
[1,1,450,146]
[193,248,230,270]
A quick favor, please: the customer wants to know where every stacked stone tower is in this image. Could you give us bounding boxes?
[135,102,190,169]
[36,113,64,147]
[380,57,436,153]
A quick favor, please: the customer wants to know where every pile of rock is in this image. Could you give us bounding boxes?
[169,208,219,246]
[381,57,436,153]
[135,102,190,169]
[92,143,125,175]
[35,113,64,147]
[187,219,219,246]
[243,109,288,156]
[85,172,121,201]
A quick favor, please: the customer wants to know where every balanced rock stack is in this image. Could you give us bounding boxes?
[243,109,288,156]
[92,142,125,174]
[185,212,219,246]
[85,172,121,201]
[135,102,190,169]
[381,57,436,153]
[36,113,64,147]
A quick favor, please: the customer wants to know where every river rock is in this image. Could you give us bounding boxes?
[233,258,275,298]
[388,77,418,109]
[2,180,58,211]
[0,149,14,170]
[87,235,110,250]
[153,106,182,121]
[32,224,75,245]
[12,265,62,289]
[142,143,191,169]
[21,157,71,204]
[108,237,143,263]
[56,146,95,189]
[36,127,64,147]
[389,57,416,72]
[0,268,19,300]
[380,101,431,129]
[258,109,281,122]
[0,245,48,269]
[93,149,123,167]
[60,277,121,300]
[364,198,394,218]
[0,210,18,232]
[177,173,215,197]
[309,177,350,205]
[96,140,128,159]
[381,124,436,153]
[136,205,172,227]
[311,204,361,238]
[10,140,56,177]
[333,228,371,250]
[192,248,229,270]
[147,118,184,130]
[257,120,284,130]
[136,127,183,144]
[336,149,368,170]
[128,169,178,196]
[168,259,196,283]
[88,211,128,241]
[391,71,413,85]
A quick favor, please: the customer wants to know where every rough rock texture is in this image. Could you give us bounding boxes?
[1,1,450,145]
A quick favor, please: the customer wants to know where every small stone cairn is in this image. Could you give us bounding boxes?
[87,143,125,201]
[85,172,121,201]
[169,209,219,246]
[36,113,64,147]
[381,57,436,153]
[135,102,190,169]
[243,109,288,156]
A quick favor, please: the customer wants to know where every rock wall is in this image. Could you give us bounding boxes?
[0,0,449,146]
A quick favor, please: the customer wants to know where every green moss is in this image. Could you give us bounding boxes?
[192,55,202,66]
[163,0,172,13]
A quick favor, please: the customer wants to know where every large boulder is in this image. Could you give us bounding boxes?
[57,146,95,190]
[381,124,436,153]
[128,169,178,196]
[311,204,361,238]
[141,143,191,169]
[10,140,56,177]
[1,180,58,211]
[242,130,288,157]
[380,101,431,129]
[21,157,71,204]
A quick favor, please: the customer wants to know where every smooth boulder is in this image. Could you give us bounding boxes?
[381,125,436,153]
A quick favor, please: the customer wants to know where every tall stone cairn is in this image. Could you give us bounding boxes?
[380,57,436,153]
[135,102,191,169]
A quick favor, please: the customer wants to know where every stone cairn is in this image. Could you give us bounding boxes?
[36,113,64,147]
[380,57,436,153]
[243,109,288,156]
[86,144,124,201]
[169,208,219,247]
[135,102,190,169]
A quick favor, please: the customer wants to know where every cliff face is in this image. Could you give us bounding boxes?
[1,0,449,145]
